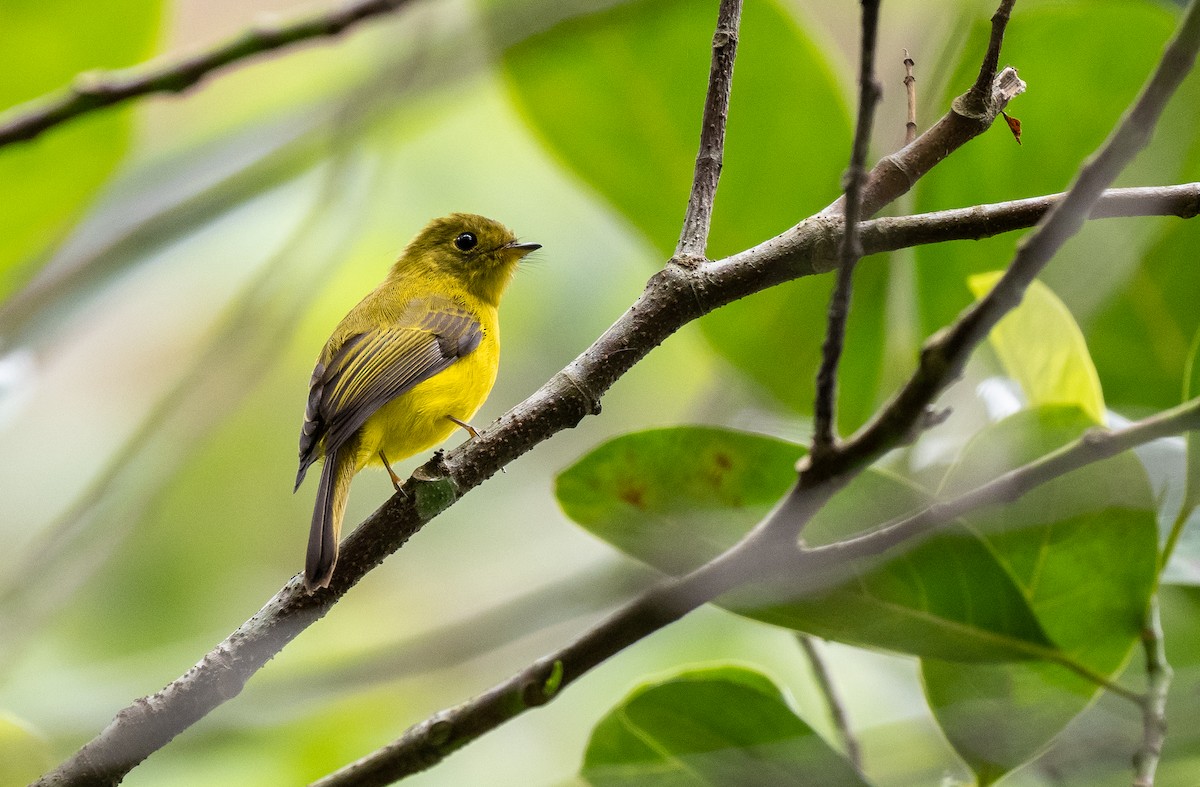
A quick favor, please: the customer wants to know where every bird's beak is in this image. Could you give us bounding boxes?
[503,240,541,260]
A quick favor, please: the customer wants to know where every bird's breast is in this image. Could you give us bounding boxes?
[355,327,500,470]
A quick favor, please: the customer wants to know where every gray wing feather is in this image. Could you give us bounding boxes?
[295,298,481,489]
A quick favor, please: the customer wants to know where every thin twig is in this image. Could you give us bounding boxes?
[797,635,863,773]
[822,0,1022,219]
[961,0,1017,116]
[1133,596,1172,786]
[0,0,419,149]
[800,0,1200,490]
[674,0,742,262]
[857,183,1200,256]
[903,49,917,144]
[812,0,884,455]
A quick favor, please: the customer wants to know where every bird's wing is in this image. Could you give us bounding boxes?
[295,297,482,489]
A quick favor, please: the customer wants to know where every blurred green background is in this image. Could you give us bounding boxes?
[2,0,1200,784]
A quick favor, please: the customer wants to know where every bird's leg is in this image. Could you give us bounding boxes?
[445,415,502,473]
[447,415,479,439]
[378,450,405,493]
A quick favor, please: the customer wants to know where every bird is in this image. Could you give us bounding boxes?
[295,213,539,591]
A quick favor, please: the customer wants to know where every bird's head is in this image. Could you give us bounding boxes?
[395,213,540,305]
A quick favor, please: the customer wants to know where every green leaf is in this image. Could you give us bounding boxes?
[0,0,162,297]
[743,520,1054,662]
[922,658,1100,787]
[923,406,1158,783]
[1008,585,1200,785]
[1083,5,1200,414]
[913,1,1184,338]
[1088,221,1200,412]
[503,0,879,431]
[555,426,801,575]
[557,427,1054,661]
[581,665,867,786]
[967,272,1105,423]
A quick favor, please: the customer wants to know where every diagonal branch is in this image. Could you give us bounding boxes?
[313,4,1200,780]
[0,0,420,149]
[674,0,742,262]
[312,395,1200,786]
[35,3,1200,781]
[802,395,1200,567]
[800,0,1200,490]
[32,179,1200,784]
[812,0,883,455]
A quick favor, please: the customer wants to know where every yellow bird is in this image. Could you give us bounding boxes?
[295,213,539,590]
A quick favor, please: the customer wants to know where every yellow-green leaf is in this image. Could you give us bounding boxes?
[968,271,1105,423]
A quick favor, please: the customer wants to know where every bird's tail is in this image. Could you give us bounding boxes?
[305,448,355,591]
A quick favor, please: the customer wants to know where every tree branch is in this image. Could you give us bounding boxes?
[305,2,1200,778]
[802,395,1200,568]
[33,179,1200,785]
[799,0,1200,490]
[858,183,1200,254]
[674,0,741,262]
[812,0,883,455]
[35,2,1200,781]
[0,0,420,149]
[821,0,1022,220]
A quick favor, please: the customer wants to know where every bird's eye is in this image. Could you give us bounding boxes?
[454,232,478,251]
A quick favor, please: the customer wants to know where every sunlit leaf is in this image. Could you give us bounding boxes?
[581,665,867,786]
[967,272,1105,423]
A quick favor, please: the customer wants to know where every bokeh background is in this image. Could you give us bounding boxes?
[2,0,1199,784]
